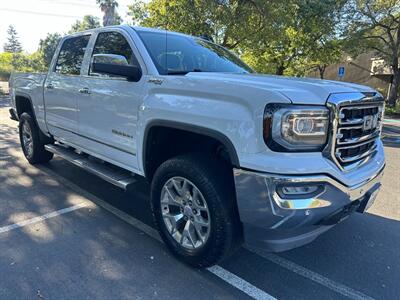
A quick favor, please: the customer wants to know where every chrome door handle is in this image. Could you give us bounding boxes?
[45,83,54,89]
[79,87,91,94]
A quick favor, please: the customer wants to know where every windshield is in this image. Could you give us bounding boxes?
[136,30,253,75]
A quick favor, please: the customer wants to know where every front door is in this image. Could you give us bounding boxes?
[44,34,91,143]
[77,30,145,171]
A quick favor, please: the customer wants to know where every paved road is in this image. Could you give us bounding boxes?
[1,96,399,300]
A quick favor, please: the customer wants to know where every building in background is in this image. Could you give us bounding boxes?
[309,52,393,100]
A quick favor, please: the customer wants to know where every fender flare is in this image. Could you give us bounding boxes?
[14,92,35,119]
[142,120,240,175]
[14,92,53,143]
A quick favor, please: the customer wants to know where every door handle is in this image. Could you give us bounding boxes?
[45,83,54,89]
[79,87,91,94]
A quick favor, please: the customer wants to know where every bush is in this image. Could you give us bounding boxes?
[385,102,400,117]
[0,51,46,75]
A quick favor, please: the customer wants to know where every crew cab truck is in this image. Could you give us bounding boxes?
[9,25,385,267]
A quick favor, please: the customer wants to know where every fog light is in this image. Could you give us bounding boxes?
[281,185,319,195]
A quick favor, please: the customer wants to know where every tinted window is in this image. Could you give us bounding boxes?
[90,31,139,77]
[54,35,90,75]
[137,30,253,75]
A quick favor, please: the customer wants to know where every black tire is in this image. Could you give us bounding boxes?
[19,112,53,164]
[151,154,241,267]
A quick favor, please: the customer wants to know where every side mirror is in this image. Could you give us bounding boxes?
[91,54,142,82]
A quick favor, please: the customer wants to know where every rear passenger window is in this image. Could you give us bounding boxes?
[54,35,90,75]
[89,31,139,77]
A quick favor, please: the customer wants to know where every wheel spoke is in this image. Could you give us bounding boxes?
[163,213,184,234]
[181,180,190,195]
[193,216,209,228]
[160,176,211,250]
[171,178,183,196]
[162,186,182,207]
[183,220,196,248]
[192,221,205,243]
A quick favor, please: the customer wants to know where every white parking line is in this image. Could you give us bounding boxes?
[248,248,374,300]
[0,203,88,234]
[39,166,277,300]
[207,265,277,300]
[25,164,379,300]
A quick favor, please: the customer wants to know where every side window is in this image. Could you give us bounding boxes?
[89,31,139,77]
[54,35,90,75]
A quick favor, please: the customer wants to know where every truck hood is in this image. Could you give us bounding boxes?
[187,72,376,105]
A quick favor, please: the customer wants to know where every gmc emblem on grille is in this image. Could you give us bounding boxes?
[362,114,378,131]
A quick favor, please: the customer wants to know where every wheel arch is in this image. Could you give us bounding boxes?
[15,93,53,144]
[15,93,35,119]
[142,120,240,179]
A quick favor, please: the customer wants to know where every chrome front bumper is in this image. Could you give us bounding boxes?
[233,165,384,252]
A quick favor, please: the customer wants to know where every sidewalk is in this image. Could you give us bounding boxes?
[382,118,400,145]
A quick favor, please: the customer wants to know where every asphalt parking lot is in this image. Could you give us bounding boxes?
[0,96,399,300]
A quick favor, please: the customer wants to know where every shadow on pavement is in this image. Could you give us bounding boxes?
[1,96,399,299]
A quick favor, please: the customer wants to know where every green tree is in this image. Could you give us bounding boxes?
[97,0,119,26]
[307,40,343,79]
[128,0,345,76]
[0,51,46,73]
[69,15,100,33]
[38,33,62,67]
[242,0,346,76]
[3,25,22,53]
[344,0,400,106]
[128,0,271,49]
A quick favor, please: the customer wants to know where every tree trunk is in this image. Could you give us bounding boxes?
[103,7,115,26]
[388,68,399,107]
[276,65,285,75]
[318,65,326,79]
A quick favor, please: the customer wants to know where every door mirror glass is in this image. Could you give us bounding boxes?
[92,53,129,66]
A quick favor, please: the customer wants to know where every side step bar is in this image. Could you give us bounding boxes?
[45,144,137,190]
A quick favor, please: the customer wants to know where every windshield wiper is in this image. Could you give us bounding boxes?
[167,69,204,75]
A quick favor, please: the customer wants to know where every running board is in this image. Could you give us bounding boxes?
[45,144,137,190]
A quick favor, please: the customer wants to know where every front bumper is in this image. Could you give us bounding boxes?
[233,165,384,252]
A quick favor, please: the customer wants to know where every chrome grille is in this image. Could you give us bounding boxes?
[325,93,385,171]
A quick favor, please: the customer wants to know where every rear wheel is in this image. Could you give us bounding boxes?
[19,113,53,164]
[151,154,240,267]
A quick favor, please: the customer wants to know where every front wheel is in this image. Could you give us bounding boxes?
[19,113,53,164]
[151,154,240,267]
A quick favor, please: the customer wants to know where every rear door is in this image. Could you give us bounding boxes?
[44,34,91,143]
[77,29,145,171]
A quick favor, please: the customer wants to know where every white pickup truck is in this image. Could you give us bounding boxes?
[9,25,385,267]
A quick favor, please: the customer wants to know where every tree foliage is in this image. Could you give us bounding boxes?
[38,33,62,67]
[3,25,23,53]
[69,15,101,33]
[0,51,46,73]
[128,0,346,77]
[128,0,272,48]
[344,0,400,105]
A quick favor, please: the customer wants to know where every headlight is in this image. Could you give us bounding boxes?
[264,104,329,151]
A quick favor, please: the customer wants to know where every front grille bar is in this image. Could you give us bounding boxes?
[324,93,385,171]
[335,140,377,163]
[337,127,380,145]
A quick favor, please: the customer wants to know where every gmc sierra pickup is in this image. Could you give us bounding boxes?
[9,25,385,267]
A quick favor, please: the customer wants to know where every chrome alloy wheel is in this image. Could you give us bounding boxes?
[160,177,211,249]
[22,121,33,158]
